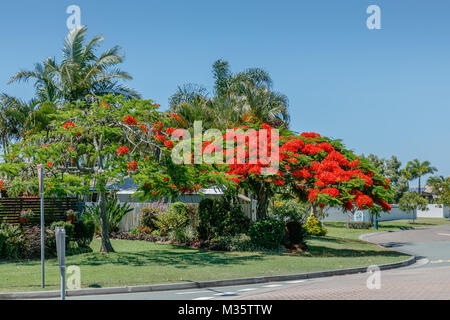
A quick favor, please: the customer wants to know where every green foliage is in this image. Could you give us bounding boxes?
[74,220,95,248]
[399,192,429,214]
[140,207,164,230]
[270,199,309,223]
[248,218,285,250]
[361,154,410,202]
[155,202,189,236]
[348,222,374,229]
[0,224,24,259]
[216,234,254,252]
[198,197,250,240]
[284,220,306,246]
[305,214,328,236]
[83,198,132,234]
[427,176,450,207]
[8,26,140,104]
[168,225,197,244]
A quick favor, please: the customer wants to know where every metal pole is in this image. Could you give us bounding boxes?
[38,164,45,288]
[55,227,66,300]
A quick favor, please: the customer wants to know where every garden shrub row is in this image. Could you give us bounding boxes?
[128,197,317,252]
[0,219,95,260]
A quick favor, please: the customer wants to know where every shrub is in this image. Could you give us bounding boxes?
[305,214,327,236]
[348,222,374,229]
[137,225,152,235]
[0,224,24,259]
[140,207,163,230]
[21,226,57,259]
[168,225,197,244]
[74,220,95,248]
[155,202,189,236]
[248,218,285,250]
[198,197,250,240]
[284,220,306,247]
[186,204,199,229]
[270,199,309,223]
[217,234,254,251]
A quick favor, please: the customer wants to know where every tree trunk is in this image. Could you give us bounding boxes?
[418,177,421,195]
[98,191,114,253]
[310,205,319,217]
[256,191,268,220]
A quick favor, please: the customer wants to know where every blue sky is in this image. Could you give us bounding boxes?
[1,0,449,180]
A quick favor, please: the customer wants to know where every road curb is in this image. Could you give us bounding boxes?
[0,255,416,300]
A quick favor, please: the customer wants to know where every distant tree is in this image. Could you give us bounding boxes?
[404,159,437,195]
[427,176,450,207]
[398,192,429,223]
[361,154,409,202]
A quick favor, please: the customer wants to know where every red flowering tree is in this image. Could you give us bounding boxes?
[195,123,394,219]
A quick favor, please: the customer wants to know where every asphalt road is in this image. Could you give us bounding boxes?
[67,224,450,300]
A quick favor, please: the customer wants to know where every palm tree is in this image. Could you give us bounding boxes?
[9,26,140,104]
[169,59,289,129]
[0,95,31,159]
[405,159,437,194]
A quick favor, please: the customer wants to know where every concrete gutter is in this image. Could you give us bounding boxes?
[0,255,416,300]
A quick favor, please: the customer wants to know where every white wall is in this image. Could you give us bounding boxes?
[322,204,416,222]
[417,204,450,218]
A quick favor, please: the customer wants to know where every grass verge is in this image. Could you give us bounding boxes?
[3,218,444,292]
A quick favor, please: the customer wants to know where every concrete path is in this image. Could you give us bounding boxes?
[67,224,450,300]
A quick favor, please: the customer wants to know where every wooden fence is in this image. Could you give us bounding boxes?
[0,198,82,224]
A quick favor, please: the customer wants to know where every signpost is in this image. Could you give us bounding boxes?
[55,227,66,300]
[37,164,45,288]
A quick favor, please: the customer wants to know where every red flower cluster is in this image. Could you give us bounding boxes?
[169,113,182,121]
[164,140,174,149]
[62,122,75,130]
[139,123,149,135]
[117,146,130,156]
[0,180,5,191]
[47,162,53,168]
[124,116,138,126]
[355,195,373,209]
[152,122,164,133]
[127,160,138,173]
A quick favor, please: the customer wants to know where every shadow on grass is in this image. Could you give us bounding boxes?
[305,244,405,258]
[74,249,265,268]
[306,236,354,244]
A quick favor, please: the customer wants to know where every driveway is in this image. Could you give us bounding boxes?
[67,224,450,300]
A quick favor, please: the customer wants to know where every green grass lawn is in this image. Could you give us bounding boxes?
[324,218,450,241]
[1,218,447,293]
